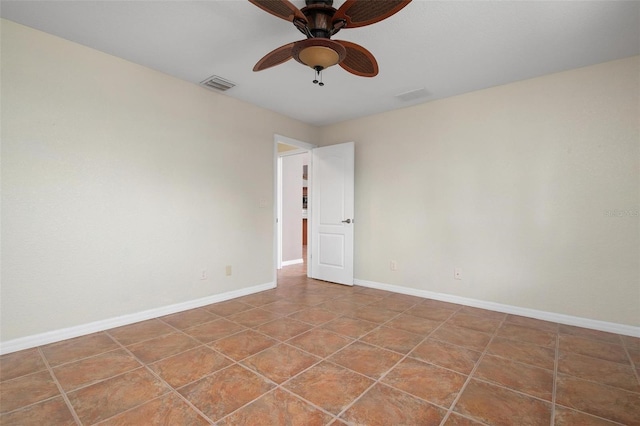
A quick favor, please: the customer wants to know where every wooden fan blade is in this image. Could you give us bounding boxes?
[333,0,411,28]
[248,0,307,23]
[335,40,378,77]
[253,42,295,71]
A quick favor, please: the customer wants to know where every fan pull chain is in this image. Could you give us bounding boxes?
[312,68,325,86]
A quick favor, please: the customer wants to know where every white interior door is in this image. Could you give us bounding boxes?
[310,142,354,286]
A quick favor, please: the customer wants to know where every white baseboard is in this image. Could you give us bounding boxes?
[0,281,276,355]
[354,279,640,338]
[4,278,637,355]
[281,259,304,267]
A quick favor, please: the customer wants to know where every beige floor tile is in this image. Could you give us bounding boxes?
[287,306,339,325]
[558,350,640,392]
[559,334,628,364]
[242,343,319,384]
[0,370,60,414]
[486,336,555,370]
[430,324,492,352]
[360,326,424,354]
[474,355,554,401]
[0,348,47,382]
[159,308,218,330]
[127,332,200,363]
[67,368,169,425]
[209,329,277,361]
[41,332,119,366]
[288,329,353,358]
[108,320,174,346]
[504,315,559,333]
[228,307,284,327]
[410,339,481,374]
[497,323,557,348]
[182,318,245,344]
[203,300,253,317]
[254,317,313,341]
[553,405,621,425]
[454,380,552,426]
[341,383,445,426]
[218,388,333,426]
[321,316,378,339]
[53,349,140,391]
[179,364,274,422]
[556,374,640,425]
[328,341,402,379]
[447,312,501,334]
[283,361,373,415]
[385,314,441,335]
[149,346,232,388]
[97,393,209,425]
[382,358,467,407]
[0,397,76,426]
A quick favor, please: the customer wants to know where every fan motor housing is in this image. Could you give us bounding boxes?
[306,0,333,5]
[298,3,341,38]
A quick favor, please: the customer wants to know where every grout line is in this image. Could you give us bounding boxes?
[36,347,83,426]
[439,312,508,425]
[90,393,204,425]
[42,346,123,370]
[272,274,507,424]
[211,387,279,425]
[444,412,492,426]
[210,334,352,423]
[169,320,335,419]
[106,335,216,425]
[621,338,640,386]
[0,395,64,418]
[229,363,339,421]
[551,332,560,425]
[278,386,340,423]
[159,316,223,333]
[553,402,627,425]
[231,288,427,423]
[550,370,640,395]
[332,307,459,422]
[469,376,555,404]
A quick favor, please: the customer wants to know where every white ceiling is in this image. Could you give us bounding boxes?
[2,0,639,126]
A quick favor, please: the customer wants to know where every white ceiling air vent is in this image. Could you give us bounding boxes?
[200,75,236,92]
[395,88,430,102]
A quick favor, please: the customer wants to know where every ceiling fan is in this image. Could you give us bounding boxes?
[249,0,412,85]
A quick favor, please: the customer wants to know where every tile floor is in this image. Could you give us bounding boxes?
[1,261,639,425]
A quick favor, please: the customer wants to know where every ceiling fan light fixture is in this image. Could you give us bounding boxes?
[299,46,340,69]
[292,38,346,70]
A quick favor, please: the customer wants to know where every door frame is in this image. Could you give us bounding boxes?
[273,134,317,285]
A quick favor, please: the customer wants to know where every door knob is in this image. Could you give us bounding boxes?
[342,219,352,224]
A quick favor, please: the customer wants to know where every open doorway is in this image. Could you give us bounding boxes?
[280,151,308,267]
[274,135,316,285]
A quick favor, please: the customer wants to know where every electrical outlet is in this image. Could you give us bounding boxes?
[390,260,398,271]
[225,265,232,276]
[454,267,462,280]
[200,269,207,280]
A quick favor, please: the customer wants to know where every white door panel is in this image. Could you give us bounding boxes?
[311,142,354,286]
[318,233,344,267]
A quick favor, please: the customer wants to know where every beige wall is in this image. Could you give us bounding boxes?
[1,20,317,341]
[2,17,638,345]
[320,56,639,326]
